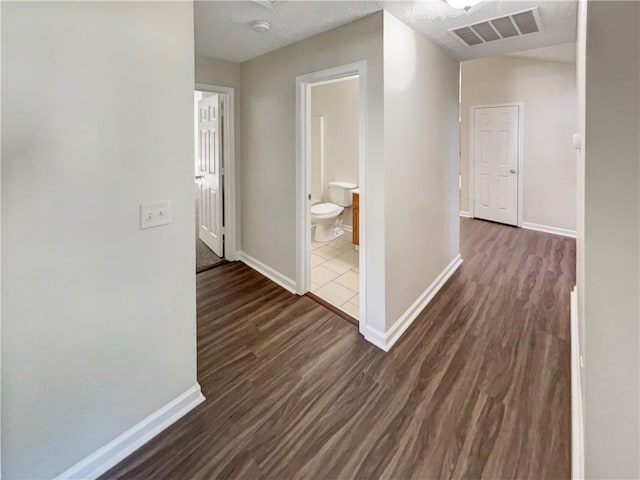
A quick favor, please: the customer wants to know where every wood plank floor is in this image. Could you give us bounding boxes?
[102,218,575,480]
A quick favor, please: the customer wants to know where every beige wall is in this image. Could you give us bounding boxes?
[582,2,640,478]
[383,12,460,327]
[311,78,359,227]
[195,55,240,89]
[240,13,387,331]
[461,44,577,232]
[1,2,197,478]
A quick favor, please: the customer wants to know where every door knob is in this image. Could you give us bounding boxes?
[510,169,516,174]
[195,175,204,180]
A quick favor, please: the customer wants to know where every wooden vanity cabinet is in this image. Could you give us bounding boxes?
[352,192,359,246]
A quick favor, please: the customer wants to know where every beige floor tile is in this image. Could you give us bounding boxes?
[340,301,359,319]
[335,270,359,291]
[314,245,342,260]
[311,265,339,286]
[315,282,356,307]
[322,256,353,275]
[311,281,321,292]
[338,249,359,265]
[311,253,325,267]
[349,294,359,307]
[334,239,354,251]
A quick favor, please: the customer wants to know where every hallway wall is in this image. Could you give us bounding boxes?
[581,2,640,477]
[461,44,578,233]
[2,3,197,478]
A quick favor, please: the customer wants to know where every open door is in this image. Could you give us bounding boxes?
[197,94,224,257]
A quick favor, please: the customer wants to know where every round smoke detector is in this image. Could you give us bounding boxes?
[250,20,272,33]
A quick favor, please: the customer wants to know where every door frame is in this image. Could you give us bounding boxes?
[468,102,524,226]
[195,83,239,261]
[295,61,367,324]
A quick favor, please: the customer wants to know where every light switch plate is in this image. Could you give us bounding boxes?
[140,200,171,229]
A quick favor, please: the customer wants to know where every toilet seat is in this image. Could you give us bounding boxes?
[311,202,343,219]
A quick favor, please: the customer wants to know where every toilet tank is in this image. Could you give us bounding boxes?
[328,181,358,206]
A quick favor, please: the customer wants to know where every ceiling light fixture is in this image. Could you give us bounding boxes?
[250,20,272,33]
[445,0,482,12]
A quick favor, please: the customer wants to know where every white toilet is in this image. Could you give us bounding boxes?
[311,181,357,242]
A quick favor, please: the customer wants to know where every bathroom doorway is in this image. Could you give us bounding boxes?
[295,62,366,324]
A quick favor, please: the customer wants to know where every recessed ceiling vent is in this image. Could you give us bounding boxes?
[450,8,543,46]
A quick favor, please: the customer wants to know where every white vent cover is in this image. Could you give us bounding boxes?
[450,8,543,46]
[251,0,279,10]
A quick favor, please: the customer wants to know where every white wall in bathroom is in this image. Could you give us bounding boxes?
[310,116,324,205]
[311,78,359,228]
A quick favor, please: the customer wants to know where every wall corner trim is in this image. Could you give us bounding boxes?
[571,286,585,480]
[238,251,297,294]
[378,254,463,352]
[521,221,576,238]
[361,324,388,351]
[56,383,205,480]
[459,211,472,218]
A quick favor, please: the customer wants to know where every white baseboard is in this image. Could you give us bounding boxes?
[238,251,297,294]
[362,254,463,352]
[360,324,387,351]
[571,287,585,480]
[385,254,463,350]
[342,225,353,233]
[521,221,576,238]
[57,384,205,480]
[459,211,472,218]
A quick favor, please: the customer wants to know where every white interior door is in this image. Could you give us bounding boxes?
[197,94,223,257]
[472,105,519,226]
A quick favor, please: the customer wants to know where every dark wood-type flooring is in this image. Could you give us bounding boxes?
[103,218,575,479]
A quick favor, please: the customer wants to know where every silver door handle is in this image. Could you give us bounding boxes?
[510,169,516,174]
[195,175,204,180]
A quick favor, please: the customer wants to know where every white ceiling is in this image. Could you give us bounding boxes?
[195,0,577,63]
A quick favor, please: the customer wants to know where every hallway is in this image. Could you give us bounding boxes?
[103,218,574,479]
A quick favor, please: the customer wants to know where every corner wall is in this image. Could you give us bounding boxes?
[383,12,460,330]
[460,44,578,232]
[2,3,198,478]
[582,2,640,477]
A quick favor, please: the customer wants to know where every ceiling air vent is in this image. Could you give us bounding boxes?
[450,7,543,46]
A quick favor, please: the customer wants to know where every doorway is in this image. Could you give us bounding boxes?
[194,84,238,273]
[296,62,367,325]
[469,103,523,226]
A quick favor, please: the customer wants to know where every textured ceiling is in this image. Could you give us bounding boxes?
[195,0,577,63]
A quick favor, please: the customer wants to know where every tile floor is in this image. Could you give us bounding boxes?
[311,232,359,319]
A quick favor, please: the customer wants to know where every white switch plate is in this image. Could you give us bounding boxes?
[140,200,171,230]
